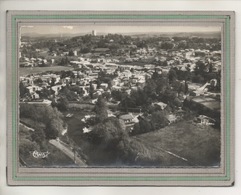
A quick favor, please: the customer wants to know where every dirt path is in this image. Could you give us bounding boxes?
[49,139,87,167]
[133,137,194,166]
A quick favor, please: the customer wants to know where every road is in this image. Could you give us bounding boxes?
[49,139,87,167]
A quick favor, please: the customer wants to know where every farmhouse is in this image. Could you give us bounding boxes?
[194,115,216,126]
[152,102,167,110]
[119,113,134,124]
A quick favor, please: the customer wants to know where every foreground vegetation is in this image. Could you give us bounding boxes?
[19,124,75,167]
[66,102,220,167]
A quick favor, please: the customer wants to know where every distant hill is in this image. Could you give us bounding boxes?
[22,31,221,39]
[129,31,221,39]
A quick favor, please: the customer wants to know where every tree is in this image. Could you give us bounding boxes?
[34,78,43,86]
[69,85,84,96]
[36,88,54,99]
[150,111,169,130]
[20,104,65,140]
[91,117,127,148]
[19,138,40,157]
[130,89,148,107]
[186,64,191,72]
[50,78,56,86]
[108,80,114,89]
[132,123,141,135]
[172,80,185,94]
[177,40,188,49]
[59,56,69,66]
[80,47,91,54]
[89,82,94,99]
[144,79,157,100]
[68,50,74,56]
[156,75,169,95]
[41,107,64,139]
[132,117,152,135]
[120,95,136,112]
[184,80,189,94]
[102,92,111,101]
[195,60,206,75]
[59,86,78,101]
[94,96,108,123]
[152,69,159,80]
[45,118,63,139]
[168,68,177,83]
[162,88,178,105]
[111,90,123,101]
[192,74,205,83]
[216,70,221,92]
[31,128,46,147]
[57,97,69,111]
[20,103,38,119]
[160,41,174,50]
[209,63,213,73]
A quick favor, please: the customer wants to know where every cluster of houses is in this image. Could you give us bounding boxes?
[20,33,221,75]
[19,57,52,67]
[21,65,221,132]
[19,62,174,133]
[20,36,222,132]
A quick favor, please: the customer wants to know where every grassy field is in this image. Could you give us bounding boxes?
[19,66,74,76]
[133,120,220,167]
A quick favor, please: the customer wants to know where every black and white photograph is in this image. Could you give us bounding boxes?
[18,24,222,168]
[5,10,234,186]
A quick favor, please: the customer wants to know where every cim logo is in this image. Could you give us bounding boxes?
[32,150,50,159]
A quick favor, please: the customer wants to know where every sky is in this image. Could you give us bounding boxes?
[20,24,222,36]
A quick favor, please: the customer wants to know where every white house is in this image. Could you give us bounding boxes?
[195,115,216,126]
[51,85,64,95]
[100,83,108,90]
[119,113,134,124]
[152,102,167,110]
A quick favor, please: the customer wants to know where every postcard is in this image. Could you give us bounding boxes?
[6,11,235,186]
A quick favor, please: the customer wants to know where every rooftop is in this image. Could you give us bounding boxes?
[119,113,134,120]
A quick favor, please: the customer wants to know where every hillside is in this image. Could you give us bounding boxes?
[133,120,220,167]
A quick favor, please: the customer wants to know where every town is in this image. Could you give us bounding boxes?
[19,30,222,167]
